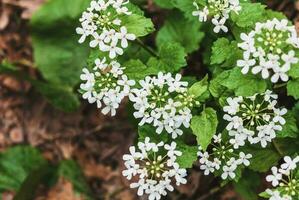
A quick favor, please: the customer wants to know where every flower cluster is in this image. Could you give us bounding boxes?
[122,137,187,200]
[76,0,136,58]
[237,18,299,83]
[264,156,299,200]
[192,0,241,33]
[129,72,200,139]
[223,91,287,148]
[197,133,252,180]
[80,57,135,116]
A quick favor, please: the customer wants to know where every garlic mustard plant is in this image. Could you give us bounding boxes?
[192,0,242,33]
[129,72,200,139]
[122,137,187,200]
[80,57,135,116]
[264,156,299,200]
[223,90,287,148]
[237,18,299,83]
[76,0,136,58]
[197,133,252,180]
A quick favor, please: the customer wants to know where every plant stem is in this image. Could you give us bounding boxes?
[135,38,159,58]
[272,140,284,156]
[274,82,287,89]
[197,186,221,200]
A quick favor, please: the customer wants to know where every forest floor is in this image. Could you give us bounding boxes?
[0,0,298,199]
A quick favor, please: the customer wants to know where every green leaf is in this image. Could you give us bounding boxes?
[57,160,93,200]
[147,42,187,72]
[259,191,271,199]
[273,138,299,156]
[176,143,198,168]
[31,0,90,88]
[233,170,260,200]
[31,0,90,31]
[243,145,280,172]
[277,111,298,138]
[231,3,266,28]
[264,10,288,20]
[138,124,169,143]
[191,108,218,151]
[123,59,160,81]
[153,0,175,9]
[31,34,90,87]
[222,68,268,96]
[210,38,243,68]
[33,81,81,112]
[289,65,299,78]
[209,70,231,98]
[156,11,204,53]
[172,0,197,20]
[0,146,46,192]
[287,78,299,100]
[120,14,155,37]
[188,75,208,98]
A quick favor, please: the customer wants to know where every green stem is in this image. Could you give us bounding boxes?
[135,38,159,58]
[274,82,287,89]
[272,140,284,157]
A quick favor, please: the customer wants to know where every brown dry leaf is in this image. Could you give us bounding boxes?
[176,170,201,197]
[2,0,45,19]
[83,161,116,181]
[42,178,84,200]
[0,5,11,30]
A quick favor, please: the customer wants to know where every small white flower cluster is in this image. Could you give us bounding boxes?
[223,90,287,148]
[265,156,299,200]
[76,0,136,58]
[192,0,241,33]
[237,18,299,83]
[80,57,135,116]
[197,133,252,180]
[129,72,200,139]
[122,137,187,200]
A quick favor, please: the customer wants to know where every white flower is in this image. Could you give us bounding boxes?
[223,92,287,148]
[280,156,299,171]
[94,57,108,70]
[266,189,283,200]
[221,165,236,180]
[198,133,250,180]
[192,0,241,33]
[76,27,89,43]
[237,152,252,166]
[223,114,243,130]
[263,156,299,199]
[237,53,256,74]
[237,18,299,82]
[252,59,271,79]
[76,0,136,58]
[223,97,242,115]
[116,26,136,48]
[164,142,182,158]
[212,17,228,33]
[192,4,209,22]
[271,66,289,83]
[117,75,135,94]
[102,39,124,58]
[266,167,282,187]
[282,50,298,69]
[123,138,187,200]
[130,73,198,138]
[80,58,134,116]
[213,134,222,143]
[200,161,215,175]
[273,108,287,125]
